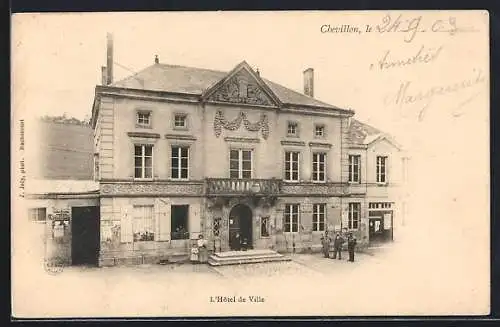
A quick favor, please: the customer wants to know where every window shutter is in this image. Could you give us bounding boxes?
[342,209,349,229]
[190,204,201,239]
[158,200,171,241]
[302,204,313,232]
[121,205,134,243]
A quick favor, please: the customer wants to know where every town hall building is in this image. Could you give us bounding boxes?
[87,36,409,266]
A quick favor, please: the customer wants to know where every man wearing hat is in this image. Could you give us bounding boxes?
[347,232,357,262]
[332,232,344,260]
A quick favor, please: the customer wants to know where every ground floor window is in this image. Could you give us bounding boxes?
[348,202,361,230]
[29,208,46,222]
[284,204,300,233]
[133,205,155,241]
[312,203,326,231]
[171,205,189,240]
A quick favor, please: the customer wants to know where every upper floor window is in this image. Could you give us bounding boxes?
[173,113,188,129]
[376,156,387,183]
[137,111,151,128]
[284,204,300,233]
[284,151,300,182]
[312,152,326,182]
[348,202,361,230]
[29,208,46,222]
[134,144,153,179]
[171,146,189,180]
[314,124,325,138]
[230,149,252,179]
[348,155,361,183]
[287,121,299,137]
[312,203,326,232]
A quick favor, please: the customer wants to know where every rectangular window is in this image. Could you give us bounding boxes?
[174,114,187,129]
[229,149,252,179]
[261,216,270,237]
[134,144,153,179]
[137,111,151,127]
[314,124,325,138]
[312,152,326,182]
[312,204,326,232]
[287,122,299,137]
[376,156,387,183]
[29,208,46,222]
[284,151,300,181]
[348,203,361,230]
[171,146,189,180]
[284,204,300,233]
[133,205,155,241]
[171,205,189,240]
[348,155,361,183]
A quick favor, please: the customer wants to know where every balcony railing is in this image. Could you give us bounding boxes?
[206,178,282,195]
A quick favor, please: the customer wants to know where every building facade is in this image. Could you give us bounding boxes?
[90,54,409,266]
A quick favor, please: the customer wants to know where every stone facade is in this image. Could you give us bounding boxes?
[90,60,402,266]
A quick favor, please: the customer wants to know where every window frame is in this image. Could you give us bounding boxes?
[312,203,326,232]
[284,204,300,233]
[348,154,361,183]
[286,121,299,138]
[376,155,388,184]
[229,148,253,179]
[29,208,46,222]
[284,150,300,182]
[312,152,327,182]
[173,112,189,130]
[171,204,190,240]
[132,205,155,242]
[136,110,152,128]
[348,202,361,230]
[171,145,190,180]
[134,144,154,180]
[314,124,326,138]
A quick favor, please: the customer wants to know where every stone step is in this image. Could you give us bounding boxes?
[208,250,291,266]
[208,256,291,266]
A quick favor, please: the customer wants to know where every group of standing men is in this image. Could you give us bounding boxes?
[321,231,357,262]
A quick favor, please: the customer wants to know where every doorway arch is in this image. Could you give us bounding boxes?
[228,204,253,250]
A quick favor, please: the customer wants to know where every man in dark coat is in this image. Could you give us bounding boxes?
[320,231,331,258]
[332,233,344,260]
[347,233,357,262]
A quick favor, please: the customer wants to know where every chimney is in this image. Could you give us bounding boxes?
[303,68,314,97]
[106,33,114,85]
[154,55,159,64]
[101,66,108,86]
[256,68,260,76]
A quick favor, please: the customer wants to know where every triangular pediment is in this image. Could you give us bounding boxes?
[202,61,281,107]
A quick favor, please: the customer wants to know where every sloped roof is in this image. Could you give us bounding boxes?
[111,63,343,109]
[347,118,382,145]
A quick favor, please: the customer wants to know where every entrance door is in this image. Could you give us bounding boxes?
[228,204,253,250]
[71,206,100,266]
[368,218,384,243]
